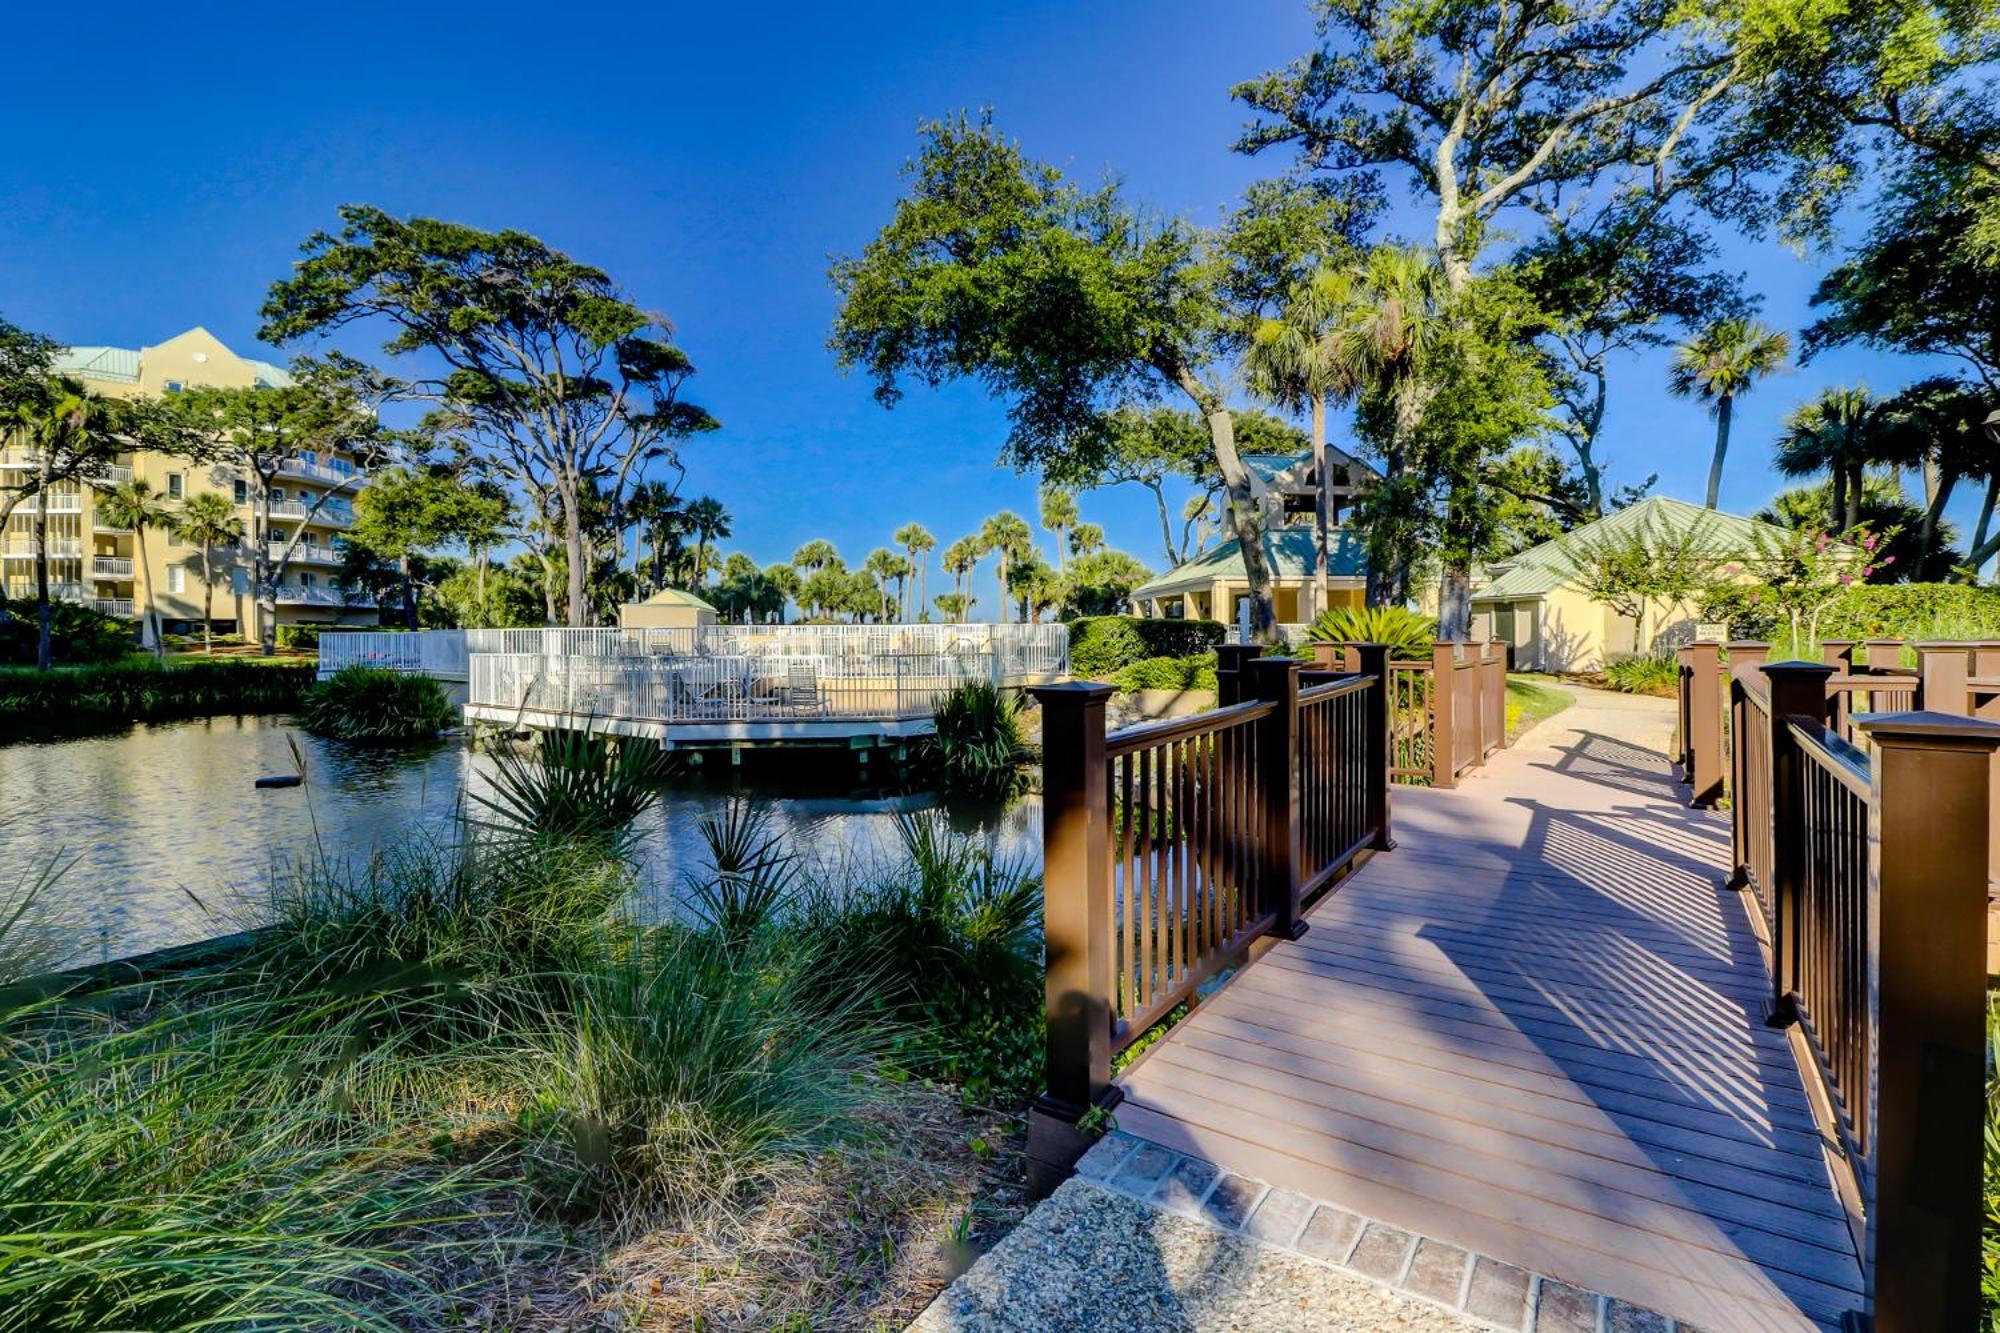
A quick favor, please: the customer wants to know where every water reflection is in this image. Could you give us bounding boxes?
[0,715,1040,967]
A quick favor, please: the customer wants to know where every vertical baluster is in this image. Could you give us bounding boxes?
[1119,753,1134,1019]
[1136,745,1153,1013]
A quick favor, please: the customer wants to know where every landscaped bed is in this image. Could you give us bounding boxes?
[0,729,1045,1331]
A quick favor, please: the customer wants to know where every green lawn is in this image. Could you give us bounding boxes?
[1506,674,1573,741]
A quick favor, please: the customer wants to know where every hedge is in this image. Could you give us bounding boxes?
[0,660,316,722]
[1703,581,2000,645]
[1110,653,1219,694]
[0,598,133,666]
[1069,615,1224,680]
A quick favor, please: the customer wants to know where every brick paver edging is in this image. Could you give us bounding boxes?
[1078,1131,1695,1333]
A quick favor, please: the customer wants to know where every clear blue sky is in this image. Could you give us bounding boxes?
[0,1,1962,616]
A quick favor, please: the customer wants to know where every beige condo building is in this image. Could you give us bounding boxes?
[1,327,379,640]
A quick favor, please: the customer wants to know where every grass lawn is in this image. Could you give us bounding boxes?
[1506,674,1573,741]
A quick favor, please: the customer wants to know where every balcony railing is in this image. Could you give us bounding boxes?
[273,584,372,607]
[92,556,133,578]
[268,499,355,526]
[5,582,90,603]
[10,494,84,515]
[270,541,346,565]
[2,539,84,559]
[277,456,363,486]
[93,597,134,617]
[0,454,132,486]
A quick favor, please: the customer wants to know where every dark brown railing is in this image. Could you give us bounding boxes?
[1727,659,2000,1330]
[1293,639,1507,789]
[1028,644,1393,1191]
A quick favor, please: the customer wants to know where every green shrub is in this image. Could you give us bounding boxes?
[922,681,1032,798]
[468,725,670,856]
[1305,605,1438,659]
[0,597,133,666]
[1702,581,2000,649]
[1069,615,1224,679]
[791,813,1043,1105]
[1600,654,1679,694]
[0,659,314,721]
[298,666,457,743]
[1111,652,1219,693]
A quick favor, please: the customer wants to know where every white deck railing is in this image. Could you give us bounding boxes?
[461,622,1068,675]
[318,629,470,680]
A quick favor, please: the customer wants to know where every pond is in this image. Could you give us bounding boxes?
[0,715,1040,969]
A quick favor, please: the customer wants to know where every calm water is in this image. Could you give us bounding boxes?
[0,715,1040,967]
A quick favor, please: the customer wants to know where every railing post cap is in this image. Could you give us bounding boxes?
[1759,660,1837,679]
[1725,640,1770,651]
[1031,681,1115,706]
[1247,654,1304,673]
[1852,709,2000,751]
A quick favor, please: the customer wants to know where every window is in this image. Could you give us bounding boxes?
[166,473,184,500]
[232,479,248,504]
[166,529,181,548]
[163,380,184,394]
[300,571,316,589]
[166,566,185,594]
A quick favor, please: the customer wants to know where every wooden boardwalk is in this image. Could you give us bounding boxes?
[1114,689,1862,1332]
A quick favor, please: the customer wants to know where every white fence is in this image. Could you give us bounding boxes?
[1224,623,1316,647]
[469,649,1005,724]
[462,622,1069,676]
[318,629,470,680]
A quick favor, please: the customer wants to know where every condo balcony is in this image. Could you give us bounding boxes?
[268,499,355,527]
[0,453,132,485]
[268,540,347,566]
[92,555,134,578]
[93,597,134,617]
[12,493,84,515]
[273,584,373,608]
[3,538,85,559]
[276,456,363,487]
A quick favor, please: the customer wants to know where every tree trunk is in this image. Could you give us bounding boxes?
[1830,467,1849,537]
[201,544,215,655]
[561,479,587,629]
[33,456,52,670]
[1919,470,1956,580]
[1436,481,1475,642]
[1967,475,2000,581]
[1175,369,1275,642]
[1311,392,1329,622]
[1146,481,1182,568]
[401,554,418,630]
[1704,395,1732,509]
[254,479,277,657]
[1844,462,1862,533]
[135,527,162,662]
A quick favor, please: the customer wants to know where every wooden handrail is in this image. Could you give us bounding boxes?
[1727,656,2000,1330]
[1027,643,1395,1194]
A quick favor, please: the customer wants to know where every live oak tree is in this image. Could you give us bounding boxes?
[1235,0,1750,633]
[260,207,718,629]
[347,465,505,629]
[169,359,384,655]
[831,115,1324,642]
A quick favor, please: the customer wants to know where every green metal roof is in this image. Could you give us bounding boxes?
[53,346,141,383]
[241,358,294,388]
[1133,526,1369,600]
[1472,496,1800,603]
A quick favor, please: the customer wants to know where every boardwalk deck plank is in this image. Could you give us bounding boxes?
[1114,693,1862,1333]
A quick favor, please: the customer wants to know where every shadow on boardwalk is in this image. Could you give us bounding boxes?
[1112,691,1862,1333]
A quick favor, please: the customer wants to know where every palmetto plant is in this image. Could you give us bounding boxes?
[1667,318,1791,510]
[469,725,669,858]
[684,799,800,945]
[170,491,243,654]
[1305,604,1438,659]
[94,477,176,658]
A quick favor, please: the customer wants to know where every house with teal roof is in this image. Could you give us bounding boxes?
[1471,496,1801,671]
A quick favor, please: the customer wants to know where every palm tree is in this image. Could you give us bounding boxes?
[626,480,678,579]
[1068,521,1106,559]
[941,537,981,618]
[1334,246,1452,607]
[1038,485,1079,573]
[684,496,731,587]
[7,377,124,668]
[763,563,801,621]
[95,478,176,659]
[171,491,243,654]
[978,511,1032,625]
[861,548,903,622]
[791,538,840,573]
[1246,262,1367,618]
[1775,387,1887,533]
[893,522,934,621]
[1667,318,1792,510]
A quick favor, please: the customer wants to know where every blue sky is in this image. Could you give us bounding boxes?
[0,1,1963,616]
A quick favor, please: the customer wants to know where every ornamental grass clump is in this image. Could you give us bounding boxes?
[0,996,486,1333]
[1600,653,1680,695]
[468,725,670,857]
[299,665,456,743]
[922,681,1032,799]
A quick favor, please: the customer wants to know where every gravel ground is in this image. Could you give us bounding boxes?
[907,1178,1483,1333]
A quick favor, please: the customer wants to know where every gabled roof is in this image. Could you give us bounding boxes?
[1133,526,1369,600]
[1472,496,1799,603]
[635,588,717,611]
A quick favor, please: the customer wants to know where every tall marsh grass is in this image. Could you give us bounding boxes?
[299,665,457,743]
[0,658,314,722]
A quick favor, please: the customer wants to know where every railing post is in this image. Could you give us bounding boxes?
[1025,681,1119,1195]
[1688,640,1725,809]
[1214,643,1263,707]
[1725,643,1771,890]
[1851,711,2000,1333]
[1353,643,1395,851]
[1676,644,1696,782]
[1861,638,1904,673]
[1761,661,1836,1028]
[1488,638,1507,752]
[1821,639,1858,672]
[1916,642,1971,715]
[1430,641,1458,790]
[1248,656,1307,941]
